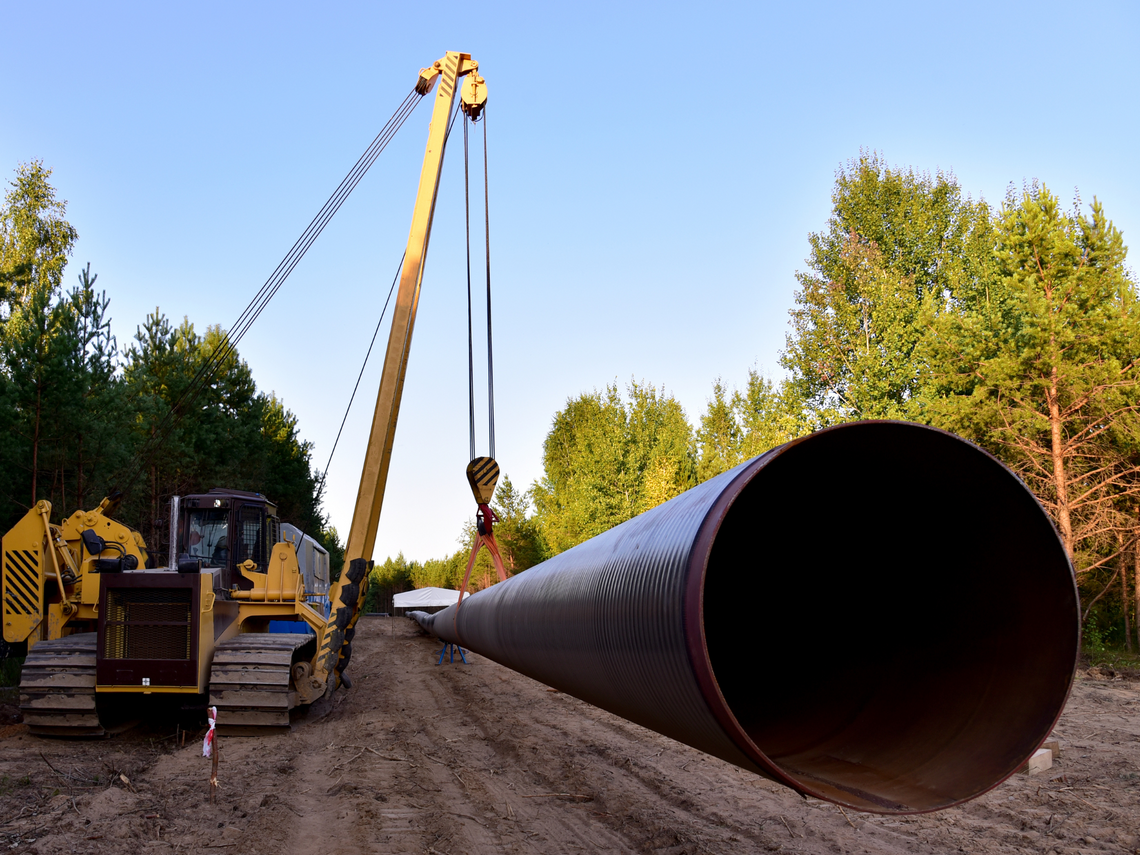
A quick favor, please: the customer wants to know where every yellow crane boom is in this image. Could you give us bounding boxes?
[313,52,487,692]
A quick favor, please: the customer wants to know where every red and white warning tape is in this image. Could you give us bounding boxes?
[203,706,217,758]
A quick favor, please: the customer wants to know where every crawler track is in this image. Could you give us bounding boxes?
[19,632,103,737]
[209,632,314,734]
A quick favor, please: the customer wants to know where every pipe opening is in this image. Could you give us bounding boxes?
[703,423,1079,813]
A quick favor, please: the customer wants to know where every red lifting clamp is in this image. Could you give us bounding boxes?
[455,458,509,634]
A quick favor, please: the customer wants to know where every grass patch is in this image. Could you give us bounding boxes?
[1082,644,1140,671]
[1080,622,1140,673]
[1079,617,1140,671]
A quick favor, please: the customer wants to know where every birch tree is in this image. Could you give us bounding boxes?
[782,153,994,424]
[533,382,695,555]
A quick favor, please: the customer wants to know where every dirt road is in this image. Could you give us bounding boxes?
[2,616,1138,854]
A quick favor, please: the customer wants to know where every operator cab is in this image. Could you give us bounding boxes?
[176,488,279,593]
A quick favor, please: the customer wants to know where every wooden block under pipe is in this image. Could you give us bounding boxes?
[1019,748,1053,775]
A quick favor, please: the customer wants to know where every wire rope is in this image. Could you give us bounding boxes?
[115,86,427,495]
[314,251,405,503]
[318,96,464,495]
[483,110,495,460]
[127,89,423,480]
[462,109,496,462]
[464,116,476,461]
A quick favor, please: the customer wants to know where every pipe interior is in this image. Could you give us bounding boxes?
[703,423,1079,813]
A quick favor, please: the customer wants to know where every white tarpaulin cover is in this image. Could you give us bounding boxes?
[393,587,471,608]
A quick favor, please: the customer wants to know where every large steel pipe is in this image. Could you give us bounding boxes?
[413,421,1079,813]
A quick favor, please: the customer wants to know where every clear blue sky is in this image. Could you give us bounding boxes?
[3,1,1137,563]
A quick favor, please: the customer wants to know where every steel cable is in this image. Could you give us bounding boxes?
[464,116,476,461]
[483,110,495,460]
[316,96,464,500]
[314,251,405,504]
[117,87,426,495]
[129,90,423,470]
[463,111,495,462]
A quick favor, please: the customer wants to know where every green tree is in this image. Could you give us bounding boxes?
[363,552,416,613]
[734,371,808,461]
[1,276,82,504]
[782,152,994,425]
[25,264,132,514]
[696,380,739,482]
[0,163,84,517]
[0,164,332,559]
[410,554,464,591]
[0,161,78,312]
[450,474,547,590]
[121,311,217,550]
[924,185,1140,586]
[487,475,545,572]
[696,371,808,482]
[62,265,128,510]
[532,381,695,555]
[119,312,323,557]
[249,393,322,535]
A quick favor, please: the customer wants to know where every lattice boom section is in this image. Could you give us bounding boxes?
[104,588,192,660]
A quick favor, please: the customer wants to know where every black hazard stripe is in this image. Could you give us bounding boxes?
[470,457,498,487]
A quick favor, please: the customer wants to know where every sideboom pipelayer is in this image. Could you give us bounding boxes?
[1,51,487,736]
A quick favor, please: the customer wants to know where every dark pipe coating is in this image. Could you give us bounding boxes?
[412,421,1079,813]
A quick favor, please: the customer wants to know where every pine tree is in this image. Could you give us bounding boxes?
[925,186,1140,585]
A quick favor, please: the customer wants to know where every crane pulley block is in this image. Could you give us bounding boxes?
[466,456,499,505]
[461,73,487,120]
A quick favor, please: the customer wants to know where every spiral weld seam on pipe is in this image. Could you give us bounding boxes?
[410,420,1080,814]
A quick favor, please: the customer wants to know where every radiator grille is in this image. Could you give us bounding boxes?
[104,588,192,660]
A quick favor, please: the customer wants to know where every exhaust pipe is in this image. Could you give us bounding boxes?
[413,421,1079,814]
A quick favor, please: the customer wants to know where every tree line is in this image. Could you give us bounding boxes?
[6,157,1136,652]
[374,153,1138,654]
[0,161,338,564]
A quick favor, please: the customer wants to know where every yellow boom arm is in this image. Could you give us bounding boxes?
[313,52,487,691]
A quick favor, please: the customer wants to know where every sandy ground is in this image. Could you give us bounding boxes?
[1,616,1138,855]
